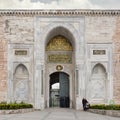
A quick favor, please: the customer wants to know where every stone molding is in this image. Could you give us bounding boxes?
[0,9,120,16]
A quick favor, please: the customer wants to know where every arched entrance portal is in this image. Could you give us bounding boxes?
[45,28,75,108]
[49,72,70,108]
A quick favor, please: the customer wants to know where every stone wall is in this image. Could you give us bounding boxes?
[0,10,120,108]
[86,16,116,43]
[0,16,7,102]
[85,15,120,104]
[5,16,34,104]
[113,17,120,104]
[4,16,34,43]
[85,16,114,104]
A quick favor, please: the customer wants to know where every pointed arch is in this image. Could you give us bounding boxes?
[45,26,76,50]
[14,64,29,78]
[40,22,80,53]
[92,63,106,75]
[45,27,74,64]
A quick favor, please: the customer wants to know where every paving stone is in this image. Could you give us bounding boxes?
[0,108,120,120]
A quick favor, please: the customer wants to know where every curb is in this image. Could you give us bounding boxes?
[88,109,120,117]
[0,108,34,115]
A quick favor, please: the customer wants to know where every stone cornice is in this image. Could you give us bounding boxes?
[0,9,120,16]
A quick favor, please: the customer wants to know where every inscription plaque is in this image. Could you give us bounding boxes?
[48,54,72,63]
[93,50,106,55]
[15,50,27,55]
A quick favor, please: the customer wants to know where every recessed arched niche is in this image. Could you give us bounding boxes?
[13,64,29,103]
[87,63,107,103]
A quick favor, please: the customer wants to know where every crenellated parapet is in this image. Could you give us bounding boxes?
[0,9,120,16]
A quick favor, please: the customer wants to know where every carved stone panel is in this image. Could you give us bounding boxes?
[89,80,105,99]
[46,35,73,51]
[14,80,29,102]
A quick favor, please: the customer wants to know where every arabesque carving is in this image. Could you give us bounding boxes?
[46,35,73,51]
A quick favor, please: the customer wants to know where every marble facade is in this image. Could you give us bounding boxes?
[0,10,120,110]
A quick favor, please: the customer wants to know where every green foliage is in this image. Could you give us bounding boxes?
[90,104,106,109]
[90,104,120,110]
[0,102,33,110]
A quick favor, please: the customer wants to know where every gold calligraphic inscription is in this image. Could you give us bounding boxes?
[48,54,72,63]
[93,50,106,55]
[46,35,73,51]
[15,50,27,55]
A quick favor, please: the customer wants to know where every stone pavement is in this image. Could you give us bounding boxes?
[0,108,120,120]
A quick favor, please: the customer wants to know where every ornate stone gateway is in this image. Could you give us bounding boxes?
[0,9,117,110]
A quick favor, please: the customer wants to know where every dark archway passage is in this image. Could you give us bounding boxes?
[49,72,70,108]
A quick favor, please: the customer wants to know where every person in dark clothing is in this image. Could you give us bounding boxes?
[82,98,89,111]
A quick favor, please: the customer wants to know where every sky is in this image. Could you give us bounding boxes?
[0,0,120,9]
